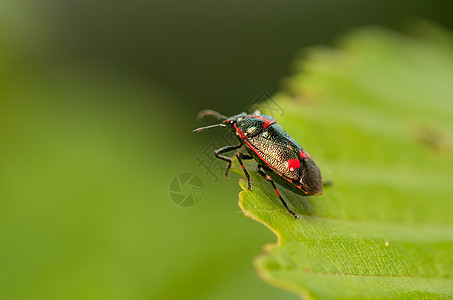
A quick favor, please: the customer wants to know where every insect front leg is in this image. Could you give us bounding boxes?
[235,152,253,190]
[214,144,242,176]
[257,166,298,219]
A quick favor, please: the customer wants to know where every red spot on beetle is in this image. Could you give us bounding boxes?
[245,115,276,129]
[299,150,307,159]
[258,117,275,129]
[288,158,300,171]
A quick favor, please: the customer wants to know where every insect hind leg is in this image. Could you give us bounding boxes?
[257,166,298,219]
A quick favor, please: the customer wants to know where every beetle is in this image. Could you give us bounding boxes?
[193,109,322,218]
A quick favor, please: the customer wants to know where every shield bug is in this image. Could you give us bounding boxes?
[193,109,322,218]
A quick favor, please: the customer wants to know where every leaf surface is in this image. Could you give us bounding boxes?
[237,24,453,299]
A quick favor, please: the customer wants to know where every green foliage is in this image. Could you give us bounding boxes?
[237,24,453,299]
[0,37,295,300]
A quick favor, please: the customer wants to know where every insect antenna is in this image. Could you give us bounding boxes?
[197,109,228,121]
[192,123,226,133]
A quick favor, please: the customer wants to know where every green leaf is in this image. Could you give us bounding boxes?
[237,24,453,299]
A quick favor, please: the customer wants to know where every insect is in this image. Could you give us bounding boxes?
[193,109,322,218]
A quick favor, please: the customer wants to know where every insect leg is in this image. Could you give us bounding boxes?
[323,180,333,187]
[215,144,242,176]
[235,152,253,190]
[257,166,298,219]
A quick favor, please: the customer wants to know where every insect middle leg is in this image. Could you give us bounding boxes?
[214,144,243,176]
[235,152,253,190]
[257,166,298,219]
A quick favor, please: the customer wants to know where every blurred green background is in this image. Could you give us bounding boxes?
[1,1,452,299]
